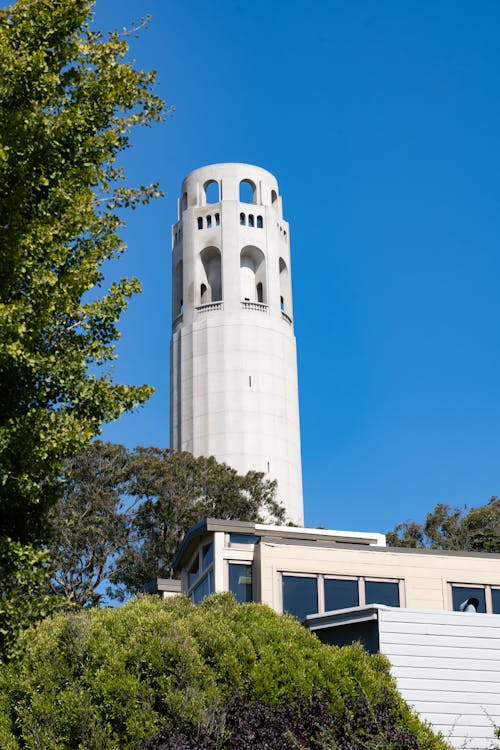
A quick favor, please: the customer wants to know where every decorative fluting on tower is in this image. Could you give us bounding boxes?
[170,163,303,525]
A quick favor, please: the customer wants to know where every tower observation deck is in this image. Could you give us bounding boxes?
[170,163,303,525]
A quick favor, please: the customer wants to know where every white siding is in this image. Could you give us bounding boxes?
[379,608,500,749]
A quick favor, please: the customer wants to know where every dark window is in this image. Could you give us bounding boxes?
[257,216,263,228]
[282,575,318,621]
[197,217,203,229]
[240,212,246,225]
[248,214,254,227]
[229,533,259,545]
[365,580,400,607]
[229,563,253,603]
[256,282,263,303]
[492,589,500,614]
[215,213,220,226]
[324,578,359,611]
[280,295,284,311]
[452,586,486,613]
[202,543,213,569]
[271,189,278,204]
[206,215,212,228]
[188,556,199,587]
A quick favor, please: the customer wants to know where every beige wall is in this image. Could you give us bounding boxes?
[256,541,500,613]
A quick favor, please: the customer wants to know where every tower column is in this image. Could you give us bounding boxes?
[170,163,304,525]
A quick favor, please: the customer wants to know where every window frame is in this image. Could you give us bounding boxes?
[449,582,500,614]
[186,541,215,603]
[225,559,254,603]
[279,572,405,617]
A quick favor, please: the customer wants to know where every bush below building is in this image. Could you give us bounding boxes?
[0,595,450,750]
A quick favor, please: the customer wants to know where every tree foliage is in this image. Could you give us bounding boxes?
[0,0,165,654]
[113,446,285,593]
[0,0,164,545]
[0,595,449,750]
[386,497,500,552]
[141,691,435,750]
[47,442,284,605]
[0,538,53,661]
[47,441,130,606]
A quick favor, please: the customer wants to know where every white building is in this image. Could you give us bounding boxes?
[156,518,500,750]
[170,163,303,524]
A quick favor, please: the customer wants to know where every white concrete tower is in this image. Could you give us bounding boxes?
[170,163,303,525]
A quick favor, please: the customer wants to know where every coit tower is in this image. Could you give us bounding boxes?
[170,163,303,525]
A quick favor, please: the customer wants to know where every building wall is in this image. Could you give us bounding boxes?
[256,541,500,613]
[378,607,500,749]
[170,164,303,524]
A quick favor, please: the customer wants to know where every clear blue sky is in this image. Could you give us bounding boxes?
[94,0,500,533]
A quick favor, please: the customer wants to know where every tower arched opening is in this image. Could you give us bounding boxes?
[204,180,220,204]
[181,192,188,211]
[173,259,183,316]
[240,246,267,303]
[239,179,256,204]
[271,189,278,205]
[279,257,290,312]
[199,246,222,304]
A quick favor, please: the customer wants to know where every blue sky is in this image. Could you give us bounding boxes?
[94,0,500,533]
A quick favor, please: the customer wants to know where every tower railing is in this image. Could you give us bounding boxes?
[195,301,224,313]
[241,301,268,312]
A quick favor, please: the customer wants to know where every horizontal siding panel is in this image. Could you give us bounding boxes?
[380,632,500,648]
[381,620,500,639]
[429,726,495,739]
[401,700,499,715]
[381,609,500,628]
[389,654,500,670]
[393,666,500,682]
[419,713,494,728]
[402,689,500,705]
[382,642,500,660]
[396,677,500,694]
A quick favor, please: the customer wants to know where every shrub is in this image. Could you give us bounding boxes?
[0,594,450,750]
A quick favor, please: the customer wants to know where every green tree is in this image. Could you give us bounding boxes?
[387,497,500,551]
[47,441,130,607]
[0,0,165,654]
[113,448,285,593]
[45,443,284,605]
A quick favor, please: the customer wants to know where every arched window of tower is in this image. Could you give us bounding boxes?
[206,215,212,228]
[199,247,222,303]
[271,189,278,205]
[173,260,183,316]
[240,212,246,226]
[197,217,203,230]
[204,180,220,204]
[248,214,254,228]
[279,257,290,311]
[215,213,220,226]
[240,246,267,304]
[181,192,188,211]
[257,216,263,228]
[239,179,256,204]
